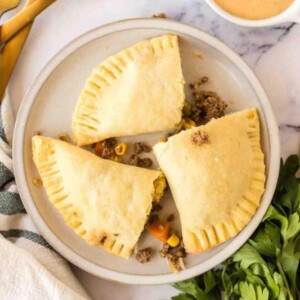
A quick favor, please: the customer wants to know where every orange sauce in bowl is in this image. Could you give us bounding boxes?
[214,0,294,20]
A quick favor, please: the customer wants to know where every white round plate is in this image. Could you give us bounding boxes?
[13,19,280,285]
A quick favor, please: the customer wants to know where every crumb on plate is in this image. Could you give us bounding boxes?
[193,50,204,60]
[58,132,71,143]
[135,247,152,263]
[32,178,43,187]
[153,13,167,18]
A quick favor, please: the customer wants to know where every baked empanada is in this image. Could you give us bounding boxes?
[32,136,166,258]
[153,108,265,253]
[72,34,185,146]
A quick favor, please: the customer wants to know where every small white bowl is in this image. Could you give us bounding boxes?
[206,0,300,27]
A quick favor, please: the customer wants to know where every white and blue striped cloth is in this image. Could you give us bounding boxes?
[0,93,89,299]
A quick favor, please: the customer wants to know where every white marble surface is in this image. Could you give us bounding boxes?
[4,0,300,299]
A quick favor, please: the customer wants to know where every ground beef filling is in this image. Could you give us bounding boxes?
[190,90,227,125]
[168,256,185,273]
[191,130,209,145]
[183,76,227,126]
[135,248,152,263]
[160,243,186,259]
[147,214,159,227]
[93,139,153,166]
[152,203,163,212]
[94,138,117,159]
[160,243,186,272]
[160,243,170,258]
[129,155,153,168]
[134,142,152,154]
[166,214,174,222]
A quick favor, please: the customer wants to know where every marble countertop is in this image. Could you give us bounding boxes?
[5,0,300,299]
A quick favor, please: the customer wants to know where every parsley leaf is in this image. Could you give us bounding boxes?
[282,177,299,213]
[239,282,269,300]
[264,206,288,243]
[173,278,203,298]
[172,294,195,300]
[172,272,221,300]
[284,155,299,176]
[249,222,281,257]
[203,271,217,294]
[233,244,268,269]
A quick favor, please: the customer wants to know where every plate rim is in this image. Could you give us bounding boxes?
[13,18,280,285]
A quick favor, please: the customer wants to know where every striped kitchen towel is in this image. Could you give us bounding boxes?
[0,93,89,300]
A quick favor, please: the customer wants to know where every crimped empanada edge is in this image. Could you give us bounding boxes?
[72,35,182,146]
[182,109,266,253]
[32,136,167,258]
[87,172,166,258]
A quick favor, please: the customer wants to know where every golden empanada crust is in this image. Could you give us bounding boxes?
[72,35,185,146]
[32,136,166,258]
[153,108,265,253]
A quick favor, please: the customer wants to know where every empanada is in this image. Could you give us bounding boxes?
[32,136,166,258]
[153,108,265,253]
[72,35,185,146]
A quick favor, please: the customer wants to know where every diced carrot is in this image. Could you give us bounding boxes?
[148,220,170,243]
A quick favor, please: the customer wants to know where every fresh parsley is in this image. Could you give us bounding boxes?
[172,154,300,300]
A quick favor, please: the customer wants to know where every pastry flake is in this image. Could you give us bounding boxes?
[32,136,166,258]
[72,34,185,146]
[153,108,265,253]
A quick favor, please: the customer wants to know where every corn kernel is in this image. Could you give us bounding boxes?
[183,118,196,129]
[167,233,180,248]
[114,143,128,156]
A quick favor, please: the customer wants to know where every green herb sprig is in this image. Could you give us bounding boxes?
[172,154,300,300]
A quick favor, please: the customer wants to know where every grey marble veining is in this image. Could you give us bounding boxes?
[170,1,297,59]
